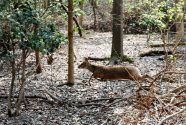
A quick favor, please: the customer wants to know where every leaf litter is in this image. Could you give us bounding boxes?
[0,31,185,125]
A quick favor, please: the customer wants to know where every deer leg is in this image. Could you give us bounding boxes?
[143,78,152,83]
[144,74,154,80]
[141,74,154,83]
[88,74,93,86]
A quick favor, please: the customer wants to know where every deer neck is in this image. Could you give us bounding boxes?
[87,64,97,73]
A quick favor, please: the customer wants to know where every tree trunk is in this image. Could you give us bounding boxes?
[184,2,186,41]
[44,0,47,9]
[67,0,74,85]
[92,0,97,31]
[110,0,124,65]
[60,1,82,37]
[172,0,184,55]
[79,1,83,26]
[175,0,184,42]
[47,0,50,7]
[8,46,16,117]
[35,50,42,73]
[14,49,26,116]
[34,0,42,73]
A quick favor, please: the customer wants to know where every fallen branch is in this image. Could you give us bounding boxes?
[72,97,122,104]
[165,71,186,75]
[149,42,186,47]
[44,89,63,103]
[57,83,69,87]
[158,108,186,125]
[105,98,128,107]
[170,85,186,93]
[72,97,130,107]
[78,103,105,107]
[0,95,47,100]
[44,89,75,106]
[139,50,172,57]
[174,100,186,107]
[89,97,122,102]
[88,57,110,61]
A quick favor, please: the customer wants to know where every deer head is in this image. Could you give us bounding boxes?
[78,57,90,69]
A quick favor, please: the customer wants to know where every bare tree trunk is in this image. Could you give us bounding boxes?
[184,1,186,41]
[14,49,26,116]
[47,0,50,7]
[60,1,82,37]
[79,1,83,26]
[67,0,74,85]
[34,0,42,73]
[44,0,47,9]
[110,0,124,65]
[92,1,96,31]
[8,46,15,117]
[90,0,97,31]
[172,0,184,56]
[175,0,184,42]
[35,50,42,73]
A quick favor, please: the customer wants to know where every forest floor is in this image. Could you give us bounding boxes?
[0,31,185,125]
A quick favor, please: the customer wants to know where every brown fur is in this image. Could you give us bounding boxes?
[78,58,153,82]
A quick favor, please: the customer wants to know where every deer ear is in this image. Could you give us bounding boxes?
[84,57,88,62]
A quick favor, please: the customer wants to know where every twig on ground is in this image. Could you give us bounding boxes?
[0,95,47,100]
[174,100,186,107]
[105,98,128,107]
[84,97,122,102]
[72,97,122,105]
[44,89,63,103]
[170,85,186,93]
[78,103,106,107]
[158,108,186,125]
[148,42,186,47]
[165,71,186,75]
[87,57,110,61]
[102,110,145,125]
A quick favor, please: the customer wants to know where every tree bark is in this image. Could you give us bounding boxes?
[60,2,82,37]
[90,0,97,31]
[47,0,50,7]
[175,0,184,42]
[34,0,42,73]
[110,0,124,65]
[67,0,74,85]
[14,49,26,116]
[8,47,16,117]
[35,50,42,73]
[79,1,83,26]
[44,0,47,9]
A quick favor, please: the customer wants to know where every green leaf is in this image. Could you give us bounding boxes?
[74,27,78,32]
[42,49,48,54]
[64,39,69,44]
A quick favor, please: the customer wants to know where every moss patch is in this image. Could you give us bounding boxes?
[122,56,134,63]
[139,50,172,57]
